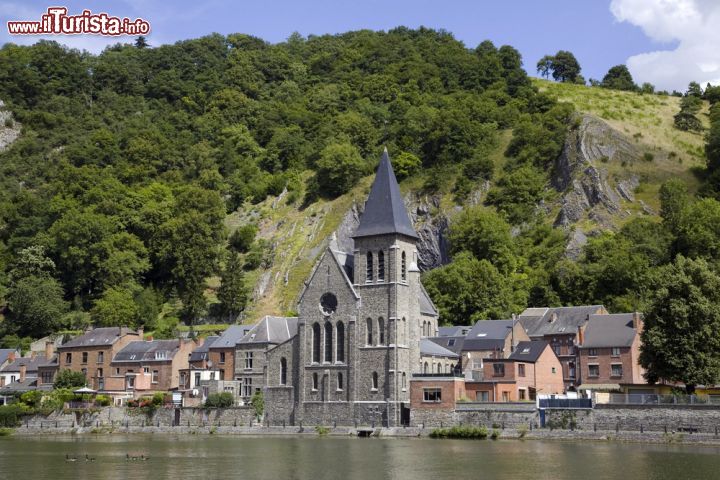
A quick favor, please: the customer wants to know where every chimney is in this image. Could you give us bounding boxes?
[577,325,585,346]
[45,341,54,360]
[632,312,643,332]
[7,351,16,363]
[19,363,27,382]
[137,327,144,340]
[30,351,37,360]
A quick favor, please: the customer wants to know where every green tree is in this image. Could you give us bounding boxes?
[448,207,517,273]
[392,152,421,180]
[54,369,86,389]
[640,256,720,394]
[6,276,68,337]
[315,143,368,197]
[91,285,139,327]
[217,252,249,322]
[601,65,636,91]
[536,51,581,83]
[229,224,258,253]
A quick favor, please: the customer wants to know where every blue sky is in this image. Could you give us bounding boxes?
[1,1,718,91]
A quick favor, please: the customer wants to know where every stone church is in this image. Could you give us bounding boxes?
[263,149,439,427]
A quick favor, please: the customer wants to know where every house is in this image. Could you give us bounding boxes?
[420,338,459,375]
[178,336,222,406]
[465,341,564,402]
[0,353,48,387]
[578,312,648,395]
[262,149,440,427]
[518,305,608,390]
[427,326,470,360]
[104,338,197,398]
[55,327,142,391]
[410,374,466,412]
[208,325,253,381]
[459,319,529,381]
[235,315,298,401]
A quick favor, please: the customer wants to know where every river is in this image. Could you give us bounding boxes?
[1,434,719,479]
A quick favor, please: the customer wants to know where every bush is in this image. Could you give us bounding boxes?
[392,152,421,180]
[19,390,43,408]
[250,390,264,418]
[429,425,488,439]
[53,369,86,389]
[0,404,30,427]
[0,427,14,436]
[95,394,111,407]
[151,392,166,406]
[204,392,234,408]
[229,224,258,253]
[643,152,655,162]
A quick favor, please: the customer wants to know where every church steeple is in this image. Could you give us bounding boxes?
[352,148,418,240]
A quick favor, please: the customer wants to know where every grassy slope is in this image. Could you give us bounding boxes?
[535,78,708,214]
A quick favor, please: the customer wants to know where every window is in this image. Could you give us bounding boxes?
[127,375,135,389]
[337,372,343,391]
[312,372,318,391]
[324,322,333,362]
[448,339,456,347]
[588,348,597,357]
[245,352,254,370]
[366,252,374,281]
[423,388,442,403]
[569,364,576,379]
[210,372,216,380]
[242,378,253,397]
[401,372,407,391]
[612,347,621,357]
[320,292,338,315]
[436,363,441,373]
[152,370,159,384]
[82,352,88,364]
[502,392,510,402]
[378,251,385,281]
[366,318,373,345]
[155,351,166,360]
[81,368,87,377]
[371,372,378,391]
[551,367,557,374]
[588,364,600,377]
[115,367,120,376]
[477,391,489,402]
[336,322,345,362]
[401,251,407,281]
[280,358,287,385]
[194,372,201,386]
[312,323,321,363]
[423,362,429,373]
[518,364,526,377]
[493,363,505,376]
[97,351,104,363]
[65,353,72,364]
[378,318,385,345]
[519,389,526,400]
[41,371,54,384]
[553,345,561,355]
[611,364,623,377]
[219,352,226,364]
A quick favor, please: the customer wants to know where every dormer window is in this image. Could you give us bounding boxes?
[366,252,374,281]
[155,351,166,360]
[476,333,487,337]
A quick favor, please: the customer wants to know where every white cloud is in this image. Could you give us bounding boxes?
[610,0,720,91]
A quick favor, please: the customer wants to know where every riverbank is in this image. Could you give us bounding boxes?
[6,424,720,446]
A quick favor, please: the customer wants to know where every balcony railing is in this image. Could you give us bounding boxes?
[600,393,720,405]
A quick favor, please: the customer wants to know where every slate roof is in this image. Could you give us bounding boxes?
[210,325,254,349]
[508,341,550,363]
[239,316,299,345]
[352,149,418,240]
[112,340,180,363]
[189,336,218,363]
[462,319,515,351]
[519,305,605,338]
[0,349,18,366]
[59,327,138,349]
[1,354,49,373]
[421,338,460,358]
[419,284,438,317]
[581,313,641,348]
[428,336,465,355]
[437,326,471,337]
[0,377,41,394]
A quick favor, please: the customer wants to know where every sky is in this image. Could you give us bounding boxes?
[1,0,718,91]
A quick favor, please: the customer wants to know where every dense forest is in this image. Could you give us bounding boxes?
[0,29,719,365]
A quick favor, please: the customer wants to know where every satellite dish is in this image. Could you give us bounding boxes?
[207,360,213,368]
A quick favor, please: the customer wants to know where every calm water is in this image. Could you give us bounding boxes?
[1,434,719,480]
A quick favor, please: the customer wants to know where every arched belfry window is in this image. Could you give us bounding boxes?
[336,322,345,362]
[401,251,407,281]
[280,357,287,385]
[366,252,374,281]
[312,323,321,363]
[366,318,373,345]
[378,251,385,281]
[324,321,333,363]
[378,317,385,345]
[371,372,378,391]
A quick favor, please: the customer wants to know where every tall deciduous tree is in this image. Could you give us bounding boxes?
[217,251,249,322]
[601,65,637,91]
[640,256,720,394]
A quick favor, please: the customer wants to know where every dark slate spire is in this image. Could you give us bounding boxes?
[352,148,418,239]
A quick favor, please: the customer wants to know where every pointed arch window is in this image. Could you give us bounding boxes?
[312,323,321,363]
[378,317,385,345]
[401,251,407,281]
[280,357,287,385]
[371,371,378,391]
[366,318,373,345]
[336,322,345,363]
[423,362,429,374]
[366,252,374,281]
[337,372,343,391]
[378,251,385,281]
[324,321,333,363]
[312,372,318,391]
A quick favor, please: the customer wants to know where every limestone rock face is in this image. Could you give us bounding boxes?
[553,114,642,230]
[0,100,20,152]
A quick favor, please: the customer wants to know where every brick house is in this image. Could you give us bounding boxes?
[410,374,466,411]
[104,338,197,397]
[235,315,298,401]
[518,305,607,390]
[578,312,647,394]
[55,327,142,391]
[457,319,529,381]
[208,325,252,381]
[465,341,564,402]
